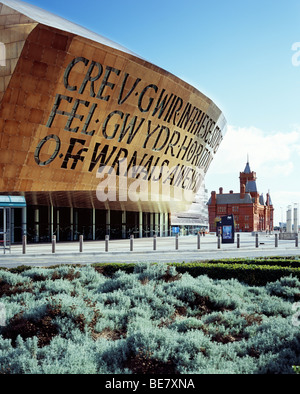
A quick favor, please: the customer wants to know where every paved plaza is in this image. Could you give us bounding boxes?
[0,232,299,268]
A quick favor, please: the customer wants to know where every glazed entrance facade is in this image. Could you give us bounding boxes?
[26,206,170,243]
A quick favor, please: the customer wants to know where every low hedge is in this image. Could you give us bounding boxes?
[90,260,300,286]
[205,257,300,268]
[172,262,300,286]
[4,257,300,286]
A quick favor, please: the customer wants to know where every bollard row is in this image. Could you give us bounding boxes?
[20,233,300,255]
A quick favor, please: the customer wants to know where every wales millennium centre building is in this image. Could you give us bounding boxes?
[0,0,226,244]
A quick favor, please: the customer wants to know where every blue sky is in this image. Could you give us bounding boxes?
[17,0,300,225]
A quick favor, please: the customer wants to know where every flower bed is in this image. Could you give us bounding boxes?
[0,262,299,374]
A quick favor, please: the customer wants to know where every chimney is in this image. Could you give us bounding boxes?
[219,187,223,195]
[240,184,245,199]
[211,191,216,204]
[230,190,233,194]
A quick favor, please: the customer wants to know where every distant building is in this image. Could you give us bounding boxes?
[207,160,274,232]
[171,182,208,235]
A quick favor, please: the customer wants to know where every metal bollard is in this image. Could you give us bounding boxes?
[175,233,179,250]
[105,235,109,252]
[153,234,157,251]
[296,234,298,248]
[3,233,6,255]
[255,233,259,248]
[275,234,278,248]
[22,235,27,255]
[237,234,240,248]
[197,233,201,250]
[52,235,56,254]
[79,235,83,253]
[218,234,221,249]
[130,235,134,251]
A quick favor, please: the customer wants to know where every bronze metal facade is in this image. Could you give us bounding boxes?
[0,0,226,241]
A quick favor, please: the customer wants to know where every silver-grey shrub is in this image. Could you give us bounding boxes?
[0,263,299,374]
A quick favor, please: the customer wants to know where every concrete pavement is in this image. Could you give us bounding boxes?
[0,232,299,268]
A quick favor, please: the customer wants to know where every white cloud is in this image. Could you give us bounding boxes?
[271,190,300,208]
[209,125,300,178]
[264,162,294,178]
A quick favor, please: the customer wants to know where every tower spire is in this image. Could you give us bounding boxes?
[244,155,251,174]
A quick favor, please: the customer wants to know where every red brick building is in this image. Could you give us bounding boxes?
[207,160,274,232]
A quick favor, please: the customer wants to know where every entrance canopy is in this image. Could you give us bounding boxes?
[0,195,26,208]
[0,196,26,252]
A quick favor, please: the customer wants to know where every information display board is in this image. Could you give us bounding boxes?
[217,214,235,244]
